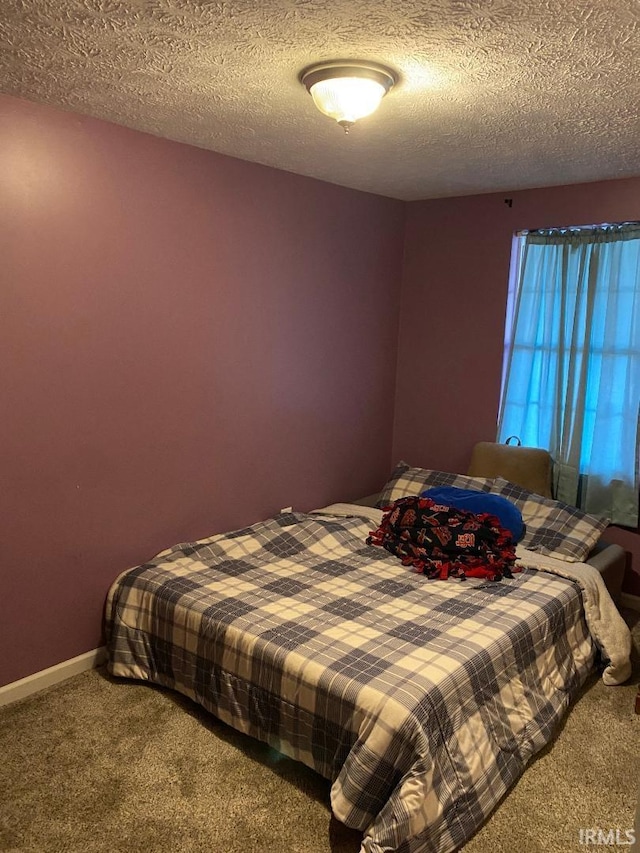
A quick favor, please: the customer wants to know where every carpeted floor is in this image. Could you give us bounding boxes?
[1,610,639,853]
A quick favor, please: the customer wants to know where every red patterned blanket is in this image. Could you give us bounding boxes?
[368,496,519,581]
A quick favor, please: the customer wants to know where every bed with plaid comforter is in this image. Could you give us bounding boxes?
[106,505,601,853]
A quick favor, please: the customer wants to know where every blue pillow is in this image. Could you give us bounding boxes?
[420,486,525,543]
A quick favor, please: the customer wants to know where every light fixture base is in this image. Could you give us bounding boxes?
[300,61,396,95]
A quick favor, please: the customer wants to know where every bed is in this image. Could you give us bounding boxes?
[105,460,632,853]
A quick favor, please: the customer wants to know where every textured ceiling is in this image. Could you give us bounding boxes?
[1,0,639,200]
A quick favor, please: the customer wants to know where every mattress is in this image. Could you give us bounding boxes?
[106,504,601,853]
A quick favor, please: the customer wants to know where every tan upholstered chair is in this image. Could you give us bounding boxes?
[467,441,553,498]
[466,441,626,601]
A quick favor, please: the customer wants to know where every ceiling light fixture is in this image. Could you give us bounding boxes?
[300,61,396,133]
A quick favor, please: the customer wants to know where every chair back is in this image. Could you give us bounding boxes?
[467,441,553,497]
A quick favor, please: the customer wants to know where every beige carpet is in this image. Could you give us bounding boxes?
[1,610,639,853]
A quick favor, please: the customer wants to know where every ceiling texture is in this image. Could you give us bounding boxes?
[1,0,639,200]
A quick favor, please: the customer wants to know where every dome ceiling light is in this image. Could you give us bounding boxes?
[300,61,396,133]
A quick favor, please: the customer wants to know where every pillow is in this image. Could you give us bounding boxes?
[376,461,493,508]
[489,476,609,561]
[420,486,525,543]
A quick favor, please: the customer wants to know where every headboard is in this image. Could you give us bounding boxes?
[467,441,553,498]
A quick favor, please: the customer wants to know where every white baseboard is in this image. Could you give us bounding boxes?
[620,592,640,613]
[0,647,107,708]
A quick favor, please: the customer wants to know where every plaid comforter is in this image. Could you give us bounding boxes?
[106,506,597,853]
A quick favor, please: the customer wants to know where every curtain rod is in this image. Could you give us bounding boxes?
[516,221,640,237]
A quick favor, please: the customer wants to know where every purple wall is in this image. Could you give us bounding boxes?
[0,95,405,687]
[3,94,639,689]
[395,178,640,595]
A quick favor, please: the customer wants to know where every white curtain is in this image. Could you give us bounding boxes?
[498,223,640,527]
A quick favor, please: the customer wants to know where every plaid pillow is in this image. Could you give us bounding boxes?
[376,461,493,508]
[490,476,609,562]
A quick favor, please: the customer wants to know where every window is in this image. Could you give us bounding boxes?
[498,222,640,527]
